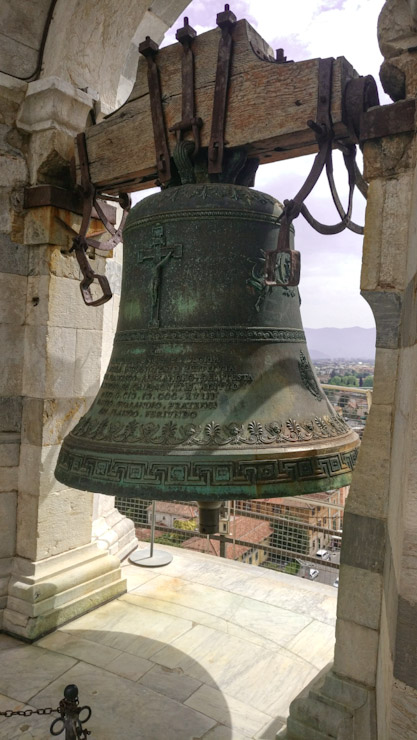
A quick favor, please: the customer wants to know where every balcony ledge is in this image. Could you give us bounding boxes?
[0,544,337,739]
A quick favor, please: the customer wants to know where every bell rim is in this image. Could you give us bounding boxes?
[55,433,359,501]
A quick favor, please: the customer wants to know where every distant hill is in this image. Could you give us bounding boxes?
[309,348,330,360]
[304,327,376,360]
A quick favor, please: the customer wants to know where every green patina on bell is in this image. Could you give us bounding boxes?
[55,182,359,533]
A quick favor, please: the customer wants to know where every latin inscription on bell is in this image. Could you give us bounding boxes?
[97,357,253,420]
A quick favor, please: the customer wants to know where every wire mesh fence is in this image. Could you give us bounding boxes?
[116,489,347,587]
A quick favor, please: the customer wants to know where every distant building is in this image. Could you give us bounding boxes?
[237,488,348,557]
[147,502,198,529]
[183,515,272,564]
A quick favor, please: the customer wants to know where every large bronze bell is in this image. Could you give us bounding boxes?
[55,183,359,533]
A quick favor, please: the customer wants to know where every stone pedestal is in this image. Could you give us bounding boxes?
[2,544,125,641]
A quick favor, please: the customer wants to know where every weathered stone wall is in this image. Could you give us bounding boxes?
[0,0,189,640]
[0,73,28,625]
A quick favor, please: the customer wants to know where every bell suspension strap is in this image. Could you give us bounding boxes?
[69,133,131,307]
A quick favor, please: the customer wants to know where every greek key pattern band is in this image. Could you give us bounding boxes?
[56,446,358,494]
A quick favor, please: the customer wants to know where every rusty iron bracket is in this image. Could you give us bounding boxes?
[169,17,203,155]
[208,4,237,174]
[139,36,172,184]
[23,184,117,225]
[265,62,379,287]
[62,133,131,307]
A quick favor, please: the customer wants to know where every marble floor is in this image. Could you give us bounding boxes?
[0,546,337,739]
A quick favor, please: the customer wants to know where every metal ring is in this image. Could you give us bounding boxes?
[78,706,92,723]
[50,717,65,736]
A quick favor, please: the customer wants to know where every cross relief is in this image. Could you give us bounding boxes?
[138,225,183,327]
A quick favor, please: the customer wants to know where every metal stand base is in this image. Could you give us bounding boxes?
[129,548,173,567]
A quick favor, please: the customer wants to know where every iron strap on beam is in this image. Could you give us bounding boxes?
[208,4,237,174]
[139,37,172,184]
[169,17,203,154]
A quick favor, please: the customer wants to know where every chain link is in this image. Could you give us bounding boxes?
[0,707,58,717]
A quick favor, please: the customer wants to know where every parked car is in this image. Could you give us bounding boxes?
[315,549,331,561]
[333,577,339,588]
[308,568,319,580]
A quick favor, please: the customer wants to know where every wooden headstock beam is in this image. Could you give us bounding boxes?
[82,19,361,194]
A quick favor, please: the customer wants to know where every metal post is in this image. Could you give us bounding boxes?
[149,500,155,558]
[129,500,173,567]
[50,685,91,739]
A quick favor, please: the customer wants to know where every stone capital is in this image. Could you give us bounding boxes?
[16,76,98,137]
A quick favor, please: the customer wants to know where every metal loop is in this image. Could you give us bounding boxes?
[78,706,92,724]
[50,717,65,736]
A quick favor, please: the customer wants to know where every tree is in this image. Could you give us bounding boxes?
[328,375,342,385]
[173,519,197,531]
[363,375,374,387]
[341,375,359,387]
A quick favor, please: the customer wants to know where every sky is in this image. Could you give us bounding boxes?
[134,0,388,328]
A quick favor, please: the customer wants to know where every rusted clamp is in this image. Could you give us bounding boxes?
[208,4,237,174]
[139,36,172,184]
[70,236,112,307]
[169,17,203,156]
[66,134,131,306]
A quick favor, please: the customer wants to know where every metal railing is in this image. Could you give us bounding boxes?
[116,492,345,587]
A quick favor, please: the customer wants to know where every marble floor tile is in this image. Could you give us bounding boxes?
[63,599,193,659]
[285,620,336,669]
[0,646,76,704]
[36,630,122,668]
[224,650,317,717]
[0,635,26,652]
[135,574,246,621]
[138,664,202,702]
[230,598,312,647]
[151,623,301,699]
[185,684,272,738]
[30,661,217,740]
[120,563,161,592]
[124,592,297,656]
[255,715,286,739]
[188,567,337,627]
[122,591,228,632]
[105,652,153,681]
[203,724,246,740]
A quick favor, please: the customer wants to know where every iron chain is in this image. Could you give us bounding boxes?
[0,707,58,717]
